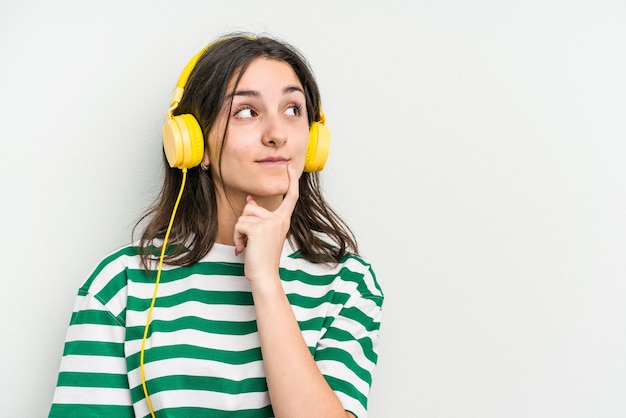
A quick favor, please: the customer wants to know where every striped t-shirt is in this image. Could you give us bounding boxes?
[49,239,383,417]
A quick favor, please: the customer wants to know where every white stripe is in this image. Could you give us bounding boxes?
[332,307,381,340]
[127,357,265,388]
[72,293,100,311]
[102,285,128,318]
[126,328,260,353]
[291,301,336,321]
[125,301,257,325]
[129,273,251,299]
[59,354,128,374]
[282,255,382,299]
[65,323,125,343]
[52,386,132,405]
[282,280,341,299]
[146,388,270,412]
[317,336,377,373]
[301,329,323,347]
[336,390,367,418]
[72,290,128,324]
[87,254,136,295]
[317,358,370,395]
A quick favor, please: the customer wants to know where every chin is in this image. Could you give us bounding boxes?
[263,185,290,198]
[257,186,289,197]
[257,178,290,196]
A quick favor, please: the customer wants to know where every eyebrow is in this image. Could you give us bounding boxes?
[230,85,305,98]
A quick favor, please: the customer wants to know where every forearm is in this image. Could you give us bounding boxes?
[251,278,352,418]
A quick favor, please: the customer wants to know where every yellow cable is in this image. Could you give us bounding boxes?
[140,167,188,418]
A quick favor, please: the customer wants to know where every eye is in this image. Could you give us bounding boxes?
[233,106,257,119]
[284,103,303,117]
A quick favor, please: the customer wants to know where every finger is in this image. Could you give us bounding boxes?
[233,228,246,256]
[242,195,259,214]
[276,163,300,217]
[246,195,257,206]
[241,195,272,218]
[234,197,262,255]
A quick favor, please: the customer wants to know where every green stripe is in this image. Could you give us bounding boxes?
[343,254,384,297]
[338,305,381,332]
[69,309,121,327]
[127,289,253,311]
[324,374,368,409]
[336,267,382,301]
[126,316,258,341]
[280,264,383,302]
[127,261,244,284]
[49,403,134,418]
[130,375,267,400]
[296,316,325,332]
[81,246,141,290]
[315,346,373,384]
[280,268,338,286]
[127,344,262,370]
[287,290,350,309]
[56,371,129,389]
[63,340,124,357]
[94,270,128,305]
[322,327,378,364]
[142,405,274,418]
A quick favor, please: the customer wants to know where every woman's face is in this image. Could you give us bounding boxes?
[206,57,310,208]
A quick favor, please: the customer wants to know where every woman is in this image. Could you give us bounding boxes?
[49,33,383,418]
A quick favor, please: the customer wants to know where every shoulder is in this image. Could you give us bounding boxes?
[283,240,384,304]
[77,243,148,313]
[337,252,384,302]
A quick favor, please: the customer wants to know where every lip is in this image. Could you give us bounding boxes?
[256,157,289,164]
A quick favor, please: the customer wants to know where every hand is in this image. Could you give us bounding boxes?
[233,164,300,285]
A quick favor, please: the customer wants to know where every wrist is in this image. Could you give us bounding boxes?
[248,274,285,300]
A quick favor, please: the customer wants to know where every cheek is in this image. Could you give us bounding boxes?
[292,133,310,170]
[206,127,222,164]
[294,124,311,152]
[206,113,230,164]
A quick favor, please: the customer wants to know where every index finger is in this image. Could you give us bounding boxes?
[276,163,300,217]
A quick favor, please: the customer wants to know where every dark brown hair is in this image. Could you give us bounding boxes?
[135,33,358,267]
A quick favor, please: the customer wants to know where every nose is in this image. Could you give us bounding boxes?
[262,114,287,147]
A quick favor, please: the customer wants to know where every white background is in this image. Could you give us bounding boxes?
[1,1,625,417]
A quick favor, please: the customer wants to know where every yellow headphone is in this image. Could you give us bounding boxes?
[162,47,331,172]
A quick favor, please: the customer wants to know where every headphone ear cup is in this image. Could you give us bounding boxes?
[304,121,331,172]
[163,114,204,169]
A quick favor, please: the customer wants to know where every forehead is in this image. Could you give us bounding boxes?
[229,57,303,91]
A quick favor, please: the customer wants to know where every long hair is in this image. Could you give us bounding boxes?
[135,33,358,267]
